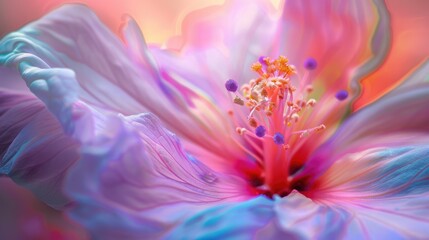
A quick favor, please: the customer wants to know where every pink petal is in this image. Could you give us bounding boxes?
[279,0,391,91]
[305,145,429,238]
[300,62,429,181]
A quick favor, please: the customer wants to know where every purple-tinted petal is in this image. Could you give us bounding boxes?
[0,90,79,209]
[0,4,248,171]
[2,40,250,238]
[66,113,249,239]
[0,6,253,237]
[2,48,249,237]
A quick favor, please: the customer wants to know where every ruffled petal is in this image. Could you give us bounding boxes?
[1,38,250,239]
[0,4,248,172]
[0,90,80,209]
[0,6,252,237]
[271,191,352,239]
[65,112,250,239]
[1,41,250,240]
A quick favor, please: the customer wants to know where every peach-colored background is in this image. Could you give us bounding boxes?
[0,0,284,42]
[1,0,427,109]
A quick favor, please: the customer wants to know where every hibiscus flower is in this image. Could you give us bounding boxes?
[1,0,429,239]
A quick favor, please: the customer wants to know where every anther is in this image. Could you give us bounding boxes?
[316,124,326,131]
[251,63,263,74]
[290,113,300,123]
[335,90,348,101]
[304,57,317,70]
[305,85,314,93]
[258,56,267,65]
[234,96,244,105]
[225,79,238,92]
[236,127,246,135]
[249,117,258,128]
[255,125,266,138]
[306,99,316,107]
[273,133,285,145]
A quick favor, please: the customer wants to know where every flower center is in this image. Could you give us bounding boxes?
[225,56,327,197]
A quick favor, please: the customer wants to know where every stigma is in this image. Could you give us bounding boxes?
[225,56,327,196]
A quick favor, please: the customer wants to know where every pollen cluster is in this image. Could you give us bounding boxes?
[225,56,327,195]
[228,56,325,148]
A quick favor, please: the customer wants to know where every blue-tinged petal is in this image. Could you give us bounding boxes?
[0,90,79,209]
[305,146,429,239]
[314,146,429,199]
[166,196,274,240]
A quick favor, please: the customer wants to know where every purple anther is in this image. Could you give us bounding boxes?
[304,57,317,70]
[258,56,267,65]
[335,90,348,101]
[255,125,266,137]
[225,79,238,92]
[273,132,285,145]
